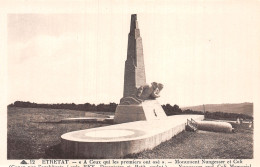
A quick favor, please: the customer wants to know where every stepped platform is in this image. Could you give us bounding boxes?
[61,114,204,158]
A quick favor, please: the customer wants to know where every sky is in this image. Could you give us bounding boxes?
[6,1,260,107]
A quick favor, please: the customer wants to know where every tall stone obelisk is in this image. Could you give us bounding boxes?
[123,14,146,97]
[114,14,167,124]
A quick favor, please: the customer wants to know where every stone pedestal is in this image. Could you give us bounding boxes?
[114,100,167,124]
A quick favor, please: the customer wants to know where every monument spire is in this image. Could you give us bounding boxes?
[115,14,166,124]
[123,14,146,97]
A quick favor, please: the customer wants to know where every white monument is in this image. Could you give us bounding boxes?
[61,14,204,158]
[114,14,167,124]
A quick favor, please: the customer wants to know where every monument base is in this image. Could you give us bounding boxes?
[61,114,204,158]
[114,100,167,124]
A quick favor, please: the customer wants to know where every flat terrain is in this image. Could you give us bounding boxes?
[127,122,253,159]
[181,102,253,116]
[8,107,112,159]
[8,107,253,159]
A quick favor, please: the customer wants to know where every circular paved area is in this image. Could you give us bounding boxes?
[62,128,146,141]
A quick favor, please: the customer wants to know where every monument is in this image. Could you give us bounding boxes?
[114,14,167,124]
[61,14,204,158]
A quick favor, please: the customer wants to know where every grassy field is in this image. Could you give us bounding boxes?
[7,107,113,159]
[8,107,253,159]
[126,122,253,159]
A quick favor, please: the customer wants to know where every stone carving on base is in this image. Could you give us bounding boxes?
[120,82,164,105]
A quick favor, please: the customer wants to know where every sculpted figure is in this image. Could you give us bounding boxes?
[137,82,164,100]
[120,82,164,105]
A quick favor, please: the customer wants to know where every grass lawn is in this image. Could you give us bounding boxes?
[7,107,112,159]
[126,122,253,159]
[8,107,253,159]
